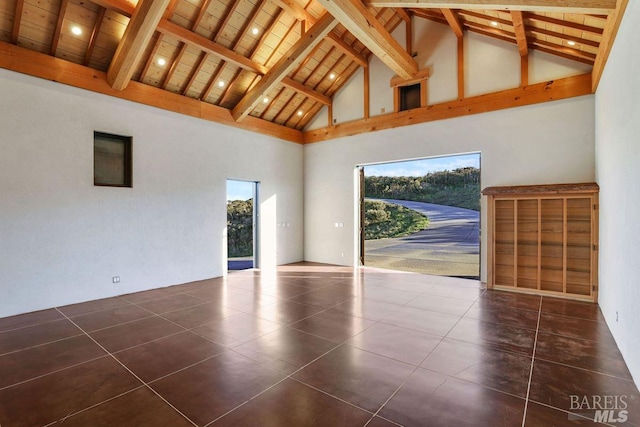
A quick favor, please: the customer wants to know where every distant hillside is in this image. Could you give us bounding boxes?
[365,200,429,240]
[365,167,480,211]
[227,199,253,258]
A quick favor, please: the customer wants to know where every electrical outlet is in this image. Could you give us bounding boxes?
[112,276,120,284]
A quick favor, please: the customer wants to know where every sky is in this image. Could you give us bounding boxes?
[226,154,480,200]
[364,153,480,177]
[227,180,254,201]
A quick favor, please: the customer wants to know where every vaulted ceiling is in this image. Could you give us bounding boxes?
[0,0,627,143]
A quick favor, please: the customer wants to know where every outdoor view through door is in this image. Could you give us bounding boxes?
[227,180,258,271]
[359,154,481,279]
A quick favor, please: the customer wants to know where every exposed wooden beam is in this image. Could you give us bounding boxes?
[365,0,616,14]
[232,13,338,121]
[395,7,411,23]
[317,0,417,79]
[364,65,370,118]
[528,26,600,48]
[282,77,332,105]
[442,8,463,37]
[520,55,528,86]
[84,7,106,66]
[139,34,164,83]
[50,0,69,56]
[157,20,268,74]
[273,0,369,68]
[511,11,527,56]
[405,12,413,54]
[305,73,592,143]
[272,0,315,22]
[457,35,464,98]
[390,67,430,87]
[593,0,629,91]
[11,0,25,44]
[90,0,132,16]
[162,0,212,90]
[260,87,286,119]
[531,39,596,63]
[107,0,171,90]
[526,13,604,35]
[326,35,368,67]
[0,40,303,143]
[162,45,187,89]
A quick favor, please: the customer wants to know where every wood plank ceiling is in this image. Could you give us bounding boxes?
[0,0,619,138]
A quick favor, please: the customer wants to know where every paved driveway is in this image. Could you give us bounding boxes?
[364,199,480,277]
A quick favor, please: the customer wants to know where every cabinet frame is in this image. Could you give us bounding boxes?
[483,183,599,302]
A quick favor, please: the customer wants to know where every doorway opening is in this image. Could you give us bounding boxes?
[227,179,259,271]
[358,153,481,279]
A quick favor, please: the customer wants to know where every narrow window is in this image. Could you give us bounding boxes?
[399,83,421,111]
[94,131,132,187]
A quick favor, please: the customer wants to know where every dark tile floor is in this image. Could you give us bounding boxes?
[0,263,638,426]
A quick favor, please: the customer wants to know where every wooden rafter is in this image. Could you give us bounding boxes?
[11,0,25,44]
[107,0,171,90]
[218,68,243,106]
[188,0,243,99]
[457,35,464,98]
[260,87,287,120]
[232,13,338,121]
[162,0,213,90]
[139,34,164,84]
[531,39,596,62]
[162,47,187,89]
[511,11,527,56]
[273,0,369,68]
[277,92,303,123]
[201,61,226,101]
[305,72,592,143]
[529,26,600,48]
[365,0,616,14]
[283,77,331,105]
[50,0,69,56]
[0,40,302,143]
[592,0,629,91]
[317,0,417,79]
[326,35,368,67]
[442,9,463,37]
[84,7,106,66]
[526,13,604,35]
[158,20,267,74]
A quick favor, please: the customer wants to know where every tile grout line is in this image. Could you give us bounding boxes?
[361,286,487,426]
[521,297,543,427]
[53,308,199,427]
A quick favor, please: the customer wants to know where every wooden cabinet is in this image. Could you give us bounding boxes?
[482,183,599,302]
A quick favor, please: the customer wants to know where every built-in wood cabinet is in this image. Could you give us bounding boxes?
[483,183,599,302]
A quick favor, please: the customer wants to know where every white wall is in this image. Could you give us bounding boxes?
[595,1,640,385]
[309,18,593,131]
[0,69,304,318]
[304,96,596,278]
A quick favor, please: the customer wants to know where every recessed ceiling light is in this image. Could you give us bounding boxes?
[252,27,259,36]
[297,110,303,116]
[157,58,166,66]
[262,97,269,104]
[567,40,576,46]
[71,26,82,36]
[491,21,499,27]
[329,73,336,80]
[218,80,225,88]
